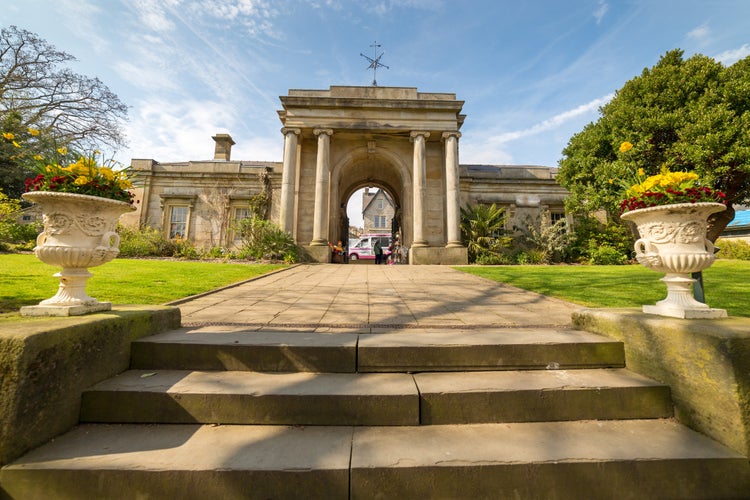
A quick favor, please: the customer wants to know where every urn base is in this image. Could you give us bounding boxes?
[642,304,727,319]
[20,302,112,317]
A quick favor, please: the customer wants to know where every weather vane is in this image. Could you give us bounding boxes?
[360,41,389,86]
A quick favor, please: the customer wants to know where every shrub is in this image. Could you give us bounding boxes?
[234,216,299,263]
[513,211,572,264]
[716,238,750,260]
[118,224,175,257]
[588,244,628,265]
[460,203,513,264]
[568,216,633,264]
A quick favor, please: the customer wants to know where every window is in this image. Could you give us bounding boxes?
[231,207,251,241]
[550,212,566,224]
[169,206,189,239]
[234,207,250,222]
[374,215,387,228]
[377,199,384,210]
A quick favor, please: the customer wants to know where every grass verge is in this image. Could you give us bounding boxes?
[454,260,750,317]
[0,254,285,318]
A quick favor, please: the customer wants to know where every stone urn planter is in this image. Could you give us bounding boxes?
[621,202,727,319]
[20,191,135,316]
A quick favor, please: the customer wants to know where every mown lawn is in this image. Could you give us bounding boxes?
[455,260,750,317]
[0,254,285,317]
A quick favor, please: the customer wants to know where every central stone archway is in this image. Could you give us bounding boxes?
[277,86,468,264]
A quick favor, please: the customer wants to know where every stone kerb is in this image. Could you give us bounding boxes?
[572,308,750,457]
[0,306,181,466]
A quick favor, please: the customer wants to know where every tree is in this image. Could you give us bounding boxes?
[557,49,750,240]
[0,25,128,198]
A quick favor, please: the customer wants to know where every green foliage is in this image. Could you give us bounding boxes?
[234,216,299,263]
[0,189,40,251]
[118,224,178,257]
[558,49,750,237]
[513,211,572,264]
[716,238,750,260]
[568,216,633,264]
[460,203,512,264]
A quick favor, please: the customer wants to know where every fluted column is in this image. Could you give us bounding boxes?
[311,128,333,245]
[410,131,430,247]
[443,131,463,247]
[279,127,300,234]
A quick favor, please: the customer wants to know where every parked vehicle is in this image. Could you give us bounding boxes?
[348,234,392,261]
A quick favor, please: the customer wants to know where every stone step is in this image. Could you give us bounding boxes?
[79,368,671,426]
[2,420,748,499]
[130,327,625,373]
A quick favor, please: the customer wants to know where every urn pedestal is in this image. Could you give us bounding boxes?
[621,202,727,319]
[20,191,135,317]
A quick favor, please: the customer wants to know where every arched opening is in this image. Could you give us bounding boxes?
[329,147,411,263]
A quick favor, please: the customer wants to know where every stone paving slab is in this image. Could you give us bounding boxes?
[177,264,582,329]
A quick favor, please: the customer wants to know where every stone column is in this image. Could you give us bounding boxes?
[443,131,462,247]
[279,127,300,234]
[311,128,333,246]
[410,131,430,247]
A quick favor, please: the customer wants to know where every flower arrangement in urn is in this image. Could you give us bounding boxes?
[3,129,136,316]
[617,142,728,319]
[620,164,726,214]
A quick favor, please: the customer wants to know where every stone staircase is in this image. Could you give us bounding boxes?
[2,325,749,499]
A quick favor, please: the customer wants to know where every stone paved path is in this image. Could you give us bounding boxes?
[176,264,582,329]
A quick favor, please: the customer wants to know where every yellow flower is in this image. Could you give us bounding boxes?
[33,154,43,160]
[619,141,633,153]
[637,168,645,176]
[117,178,133,189]
[12,141,20,148]
[74,176,90,185]
[28,128,40,136]
[57,147,67,155]
[99,167,115,181]
[2,132,15,140]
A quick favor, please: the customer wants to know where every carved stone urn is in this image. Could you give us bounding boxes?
[20,191,135,316]
[621,202,727,319]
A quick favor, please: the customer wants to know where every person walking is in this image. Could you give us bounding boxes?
[373,239,383,264]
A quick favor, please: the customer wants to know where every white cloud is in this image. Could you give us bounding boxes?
[122,97,281,164]
[130,0,177,32]
[715,44,750,65]
[593,1,608,24]
[488,94,613,145]
[687,24,710,42]
[58,0,109,53]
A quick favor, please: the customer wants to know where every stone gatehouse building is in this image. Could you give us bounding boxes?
[124,86,568,264]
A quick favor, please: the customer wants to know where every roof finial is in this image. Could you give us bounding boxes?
[360,41,389,86]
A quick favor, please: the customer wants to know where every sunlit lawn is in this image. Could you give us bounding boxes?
[0,254,285,317]
[455,260,750,317]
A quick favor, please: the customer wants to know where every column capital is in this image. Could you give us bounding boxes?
[441,131,462,141]
[410,130,431,142]
[281,127,301,136]
[313,128,333,137]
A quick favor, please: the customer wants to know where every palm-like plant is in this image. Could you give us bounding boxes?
[460,203,512,263]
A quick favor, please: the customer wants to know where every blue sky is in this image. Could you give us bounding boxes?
[3,0,750,223]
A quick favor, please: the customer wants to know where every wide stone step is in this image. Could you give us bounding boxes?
[130,327,625,373]
[2,420,748,499]
[79,369,670,426]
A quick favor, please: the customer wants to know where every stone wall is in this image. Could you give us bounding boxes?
[0,306,180,465]
[573,308,750,458]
